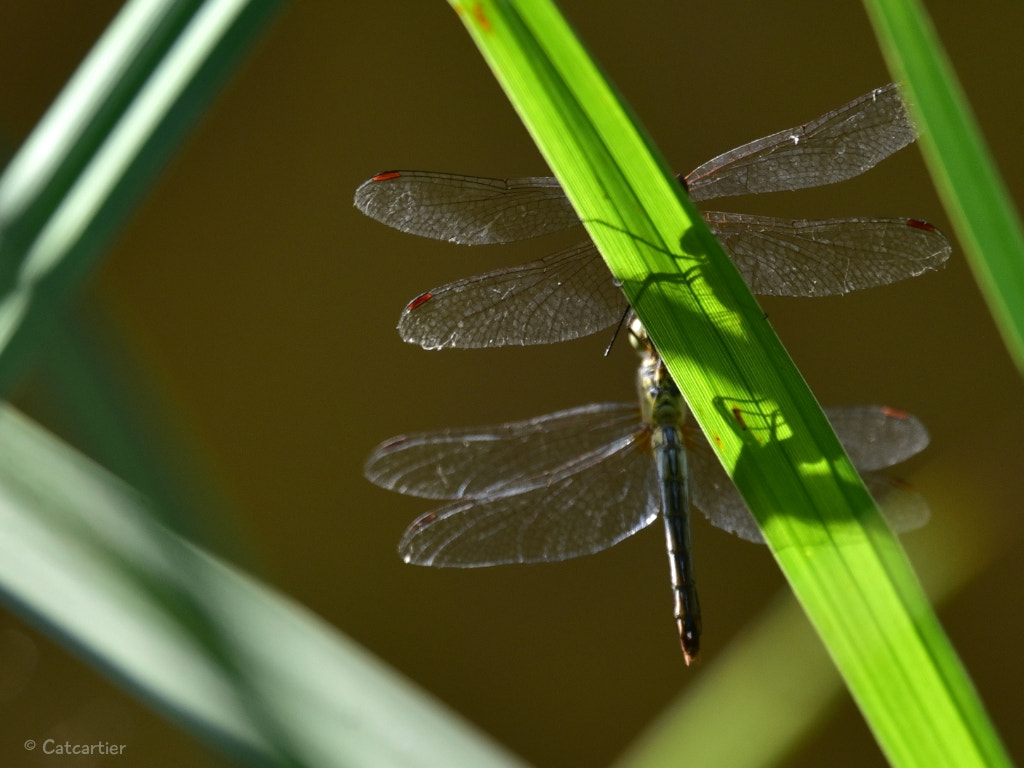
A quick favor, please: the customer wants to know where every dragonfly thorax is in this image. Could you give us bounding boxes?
[630,318,687,429]
[637,355,687,428]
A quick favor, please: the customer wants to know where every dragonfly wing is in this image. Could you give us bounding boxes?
[354,171,578,244]
[397,242,627,348]
[688,406,930,543]
[823,405,930,470]
[365,403,639,500]
[685,83,914,201]
[399,432,660,566]
[690,467,929,545]
[685,429,765,543]
[862,472,930,533]
[706,213,951,296]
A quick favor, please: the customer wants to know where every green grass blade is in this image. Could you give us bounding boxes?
[614,500,998,768]
[863,0,1024,376]
[449,1,1009,765]
[0,404,525,767]
[0,0,281,395]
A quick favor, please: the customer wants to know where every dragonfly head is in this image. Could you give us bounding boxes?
[627,314,654,357]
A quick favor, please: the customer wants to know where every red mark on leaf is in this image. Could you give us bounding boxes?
[732,407,748,431]
[473,2,492,31]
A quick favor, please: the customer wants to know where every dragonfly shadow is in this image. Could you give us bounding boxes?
[605,221,771,393]
[710,395,899,545]
[609,214,759,307]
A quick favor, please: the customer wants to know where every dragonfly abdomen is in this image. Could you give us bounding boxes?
[652,423,701,664]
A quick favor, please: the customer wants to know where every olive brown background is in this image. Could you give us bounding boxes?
[0,2,1021,766]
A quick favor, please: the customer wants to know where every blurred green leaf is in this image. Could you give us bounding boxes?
[0,1,525,765]
[0,403,524,767]
[0,0,280,395]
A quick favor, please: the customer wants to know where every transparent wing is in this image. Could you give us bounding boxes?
[397,242,627,349]
[687,405,931,543]
[397,431,659,566]
[365,403,639,500]
[706,213,951,296]
[355,86,915,249]
[819,405,930,470]
[685,83,914,201]
[353,170,574,244]
[861,473,930,533]
[395,213,949,349]
[685,430,763,542]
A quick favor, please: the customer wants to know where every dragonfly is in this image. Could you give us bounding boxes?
[365,318,930,663]
[355,83,951,350]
